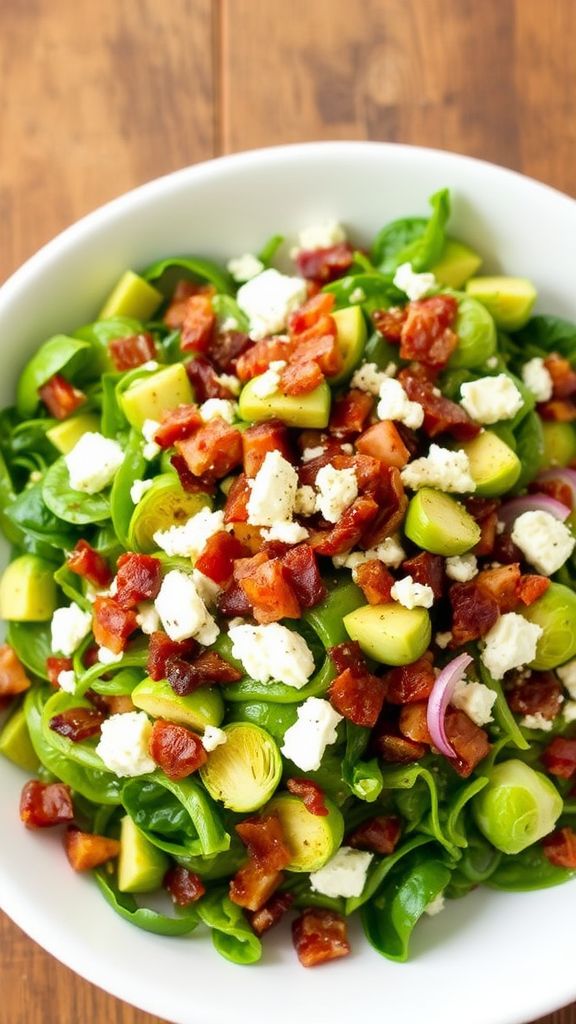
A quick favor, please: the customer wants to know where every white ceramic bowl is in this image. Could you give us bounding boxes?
[1,142,575,1024]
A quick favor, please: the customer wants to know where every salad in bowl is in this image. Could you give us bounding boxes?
[1,186,576,971]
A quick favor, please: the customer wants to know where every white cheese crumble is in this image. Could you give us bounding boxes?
[333,535,406,570]
[309,846,373,899]
[136,602,161,635]
[401,444,476,493]
[486,356,499,370]
[192,569,221,608]
[57,670,76,694]
[377,377,425,429]
[202,726,228,752]
[563,701,576,724]
[349,287,366,304]
[425,892,446,917]
[459,374,523,424]
[315,464,358,524]
[481,613,543,680]
[281,697,343,772]
[301,445,326,463]
[229,623,314,689]
[65,432,124,494]
[154,570,218,645]
[97,646,123,666]
[227,253,264,283]
[142,418,161,460]
[261,521,309,544]
[520,713,554,732]
[216,372,241,395]
[96,711,155,777]
[393,261,437,301]
[522,357,553,403]
[236,269,307,340]
[350,361,397,395]
[297,220,346,251]
[451,679,497,726]
[557,658,576,699]
[247,450,299,527]
[130,478,153,504]
[435,631,453,650]
[199,398,237,424]
[445,554,478,582]
[251,360,287,398]
[154,508,226,561]
[51,604,93,657]
[511,510,575,577]
[390,575,435,610]
[295,484,317,517]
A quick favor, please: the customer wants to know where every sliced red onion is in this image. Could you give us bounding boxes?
[498,493,571,527]
[536,467,576,506]
[427,653,473,760]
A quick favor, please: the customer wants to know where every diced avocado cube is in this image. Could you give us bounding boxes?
[121,363,194,429]
[431,238,483,289]
[344,603,431,666]
[265,792,344,872]
[0,706,39,772]
[465,276,537,332]
[117,815,169,893]
[0,555,57,622]
[461,430,521,497]
[131,676,224,730]
[238,376,331,429]
[329,305,367,385]
[46,413,101,454]
[99,271,163,321]
[404,488,481,556]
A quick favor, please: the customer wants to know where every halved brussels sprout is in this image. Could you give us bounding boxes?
[472,759,562,855]
[128,473,211,553]
[521,583,576,670]
[266,792,344,872]
[200,723,282,813]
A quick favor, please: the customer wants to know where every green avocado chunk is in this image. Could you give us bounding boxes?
[46,413,101,454]
[0,706,39,772]
[266,792,344,872]
[344,603,431,666]
[461,430,521,497]
[121,363,194,429]
[431,238,483,289]
[329,305,367,385]
[465,276,537,332]
[0,554,57,622]
[99,270,163,321]
[131,677,224,730]
[117,815,169,893]
[404,488,481,556]
[238,376,331,428]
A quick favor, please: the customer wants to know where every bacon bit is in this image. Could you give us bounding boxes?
[164,865,206,906]
[492,530,524,565]
[329,667,387,728]
[209,329,252,373]
[180,294,216,353]
[375,731,427,763]
[233,551,269,581]
[147,632,199,681]
[399,370,480,440]
[532,477,574,510]
[236,814,292,869]
[347,815,402,855]
[356,419,411,467]
[185,355,235,402]
[223,472,251,523]
[64,828,121,871]
[0,645,31,696]
[542,737,576,779]
[286,778,329,817]
[360,467,407,549]
[242,419,293,477]
[164,280,214,330]
[154,403,202,448]
[386,654,436,704]
[195,530,249,585]
[373,307,407,340]
[399,295,459,368]
[399,701,432,744]
[230,522,264,554]
[295,243,355,284]
[280,359,324,396]
[288,293,335,335]
[236,338,294,382]
[542,827,576,868]
[506,671,564,721]
[292,908,350,968]
[449,581,500,646]
[249,892,294,936]
[445,708,490,778]
[108,332,157,371]
[165,651,242,696]
[475,563,521,613]
[49,707,105,743]
[175,417,243,480]
[544,354,576,398]
[169,454,216,495]
[46,656,73,688]
[92,597,138,655]
[38,374,86,420]
[311,495,380,556]
[217,579,254,618]
[229,861,284,912]
[291,326,342,378]
[20,780,74,829]
[83,645,100,669]
[466,497,501,522]
[330,390,374,437]
[516,574,551,606]
[329,641,367,675]
[354,560,394,605]
[115,553,162,609]
[101,694,135,715]
[402,551,445,599]
[473,511,499,557]
[67,540,112,589]
[240,558,301,623]
[281,544,326,609]
[538,399,576,422]
[149,719,207,779]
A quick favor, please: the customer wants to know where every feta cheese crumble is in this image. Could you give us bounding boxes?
[351,361,397,395]
[563,701,576,724]
[97,646,123,665]
[314,464,358,524]
[435,631,453,650]
[202,726,228,752]
[445,554,478,582]
[236,269,307,340]
[520,713,554,732]
[51,603,92,657]
[57,670,76,694]
[511,510,575,576]
[65,432,124,494]
[281,697,343,772]
[301,445,326,463]
[199,398,237,424]
[377,377,425,429]
[451,679,497,726]
[142,419,161,460]
[425,892,446,917]
[261,521,309,544]
[459,374,523,424]
[401,444,476,493]
[333,535,406,570]
[390,575,435,610]
[130,478,153,504]
[349,287,366,304]
[294,484,317,516]
[481,612,543,680]
[247,450,299,527]
[522,357,553,403]
[309,846,373,899]
[297,220,346,252]
[154,570,218,645]
[251,360,287,398]
[215,372,241,396]
[393,261,437,301]
[154,508,226,561]
[557,658,576,699]
[229,623,314,689]
[136,602,161,635]
[96,711,155,777]
[227,253,264,283]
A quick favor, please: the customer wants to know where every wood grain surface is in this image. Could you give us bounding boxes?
[1,1,575,1021]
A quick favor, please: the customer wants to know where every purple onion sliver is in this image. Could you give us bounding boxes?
[426,652,474,760]
[536,467,576,506]
[498,493,571,527]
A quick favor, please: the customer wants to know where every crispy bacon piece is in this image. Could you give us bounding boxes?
[399,295,459,368]
[64,828,121,871]
[180,293,216,352]
[175,417,243,480]
[166,651,242,696]
[288,293,335,334]
[372,306,407,340]
[542,827,576,868]
[240,557,301,623]
[185,355,235,402]
[329,389,374,438]
[39,374,86,420]
[46,656,73,688]
[281,544,326,609]
[449,581,499,646]
[375,731,427,763]
[360,467,407,549]
[445,708,490,777]
[295,243,355,284]
[286,778,329,817]
[115,552,162,608]
[280,359,324,396]
[164,280,213,329]
[101,694,135,715]
[20,780,74,829]
[399,369,480,440]
[170,454,216,495]
[154,403,202,448]
[147,632,199,681]
[195,530,248,585]
[236,814,292,869]
[329,667,387,727]
[329,641,367,675]
[347,815,402,855]
[464,498,501,557]
[164,865,206,905]
[230,522,264,554]
[516,574,551,606]
[402,551,445,599]
[236,338,294,381]
[542,737,576,779]
[311,495,379,556]
[92,597,138,655]
[386,653,436,704]
[356,419,411,467]
[399,701,432,744]
[353,559,394,604]
[0,644,31,696]
[292,909,350,968]
[149,719,207,779]
[223,472,251,523]
[249,892,294,936]
[544,354,576,398]
[108,332,157,371]
[217,579,254,617]
[49,707,104,743]
[229,861,284,912]
[67,540,112,589]
[242,419,293,477]
[290,327,342,378]
[506,671,564,721]
[538,399,576,422]
[209,329,252,373]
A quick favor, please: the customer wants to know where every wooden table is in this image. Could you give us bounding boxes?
[1,1,575,1021]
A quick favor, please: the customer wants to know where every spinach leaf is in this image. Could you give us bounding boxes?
[487,843,576,890]
[53,563,92,611]
[100,372,128,438]
[196,889,262,964]
[4,482,79,551]
[442,777,488,849]
[89,668,143,697]
[122,774,230,858]
[513,315,576,363]
[345,833,434,914]
[74,316,143,375]
[142,256,233,297]
[380,763,458,856]
[16,336,91,417]
[372,189,450,274]
[95,870,199,936]
[41,690,109,772]
[342,722,383,802]
[7,621,52,680]
[42,458,111,525]
[110,429,147,549]
[257,234,284,267]
[477,658,529,750]
[510,410,544,493]
[323,272,402,312]
[227,700,297,744]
